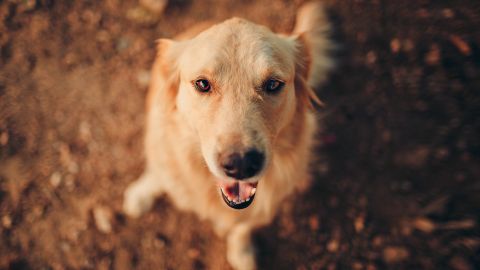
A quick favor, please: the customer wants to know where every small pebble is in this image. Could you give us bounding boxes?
[390,38,401,53]
[327,239,339,252]
[2,215,12,229]
[93,206,113,233]
[366,51,377,65]
[383,246,409,263]
[139,0,167,15]
[116,37,131,52]
[126,6,159,26]
[50,171,62,187]
[65,174,75,191]
[96,30,111,43]
[0,132,8,145]
[16,0,37,12]
[309,215,320,231]
[403,39,414,52]
[187,248,200,259]
[352,262,363,270]
[442,8,455,18]
[354,215,365,233]
[372,236,383,247]
[79,121,92,143]
[64,52,78,66]
[425,44,440,65]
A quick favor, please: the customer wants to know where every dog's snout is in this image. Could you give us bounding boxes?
[220,149,265,180]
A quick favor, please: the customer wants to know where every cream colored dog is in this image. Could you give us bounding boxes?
[123,2,333,269]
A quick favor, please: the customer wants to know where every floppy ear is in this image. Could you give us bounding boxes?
[146,38,182,112]
[293,33,325,110]
[291,1,335,109]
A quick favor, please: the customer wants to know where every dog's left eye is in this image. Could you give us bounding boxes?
[263,79,285,94]
[194,79,211,93]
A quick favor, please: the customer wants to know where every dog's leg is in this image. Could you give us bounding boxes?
[227,223,257,270]
[123,171,163,218]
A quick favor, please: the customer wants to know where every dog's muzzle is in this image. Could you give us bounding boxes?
[217,149,264,209]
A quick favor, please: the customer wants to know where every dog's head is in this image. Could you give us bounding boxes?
[152,18,330,209]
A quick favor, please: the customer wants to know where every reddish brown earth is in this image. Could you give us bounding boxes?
[1,0,479,269]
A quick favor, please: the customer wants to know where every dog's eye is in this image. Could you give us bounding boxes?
[263,79,284,94]
[194,79,211,93]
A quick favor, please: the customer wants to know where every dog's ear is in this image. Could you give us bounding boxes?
[291,1,335,109]
[147,38,182,112]
[293,33,325,109]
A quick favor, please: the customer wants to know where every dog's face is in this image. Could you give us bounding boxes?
[156,19,319,209]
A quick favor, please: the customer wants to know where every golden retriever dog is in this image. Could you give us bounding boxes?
[123,2,333,269]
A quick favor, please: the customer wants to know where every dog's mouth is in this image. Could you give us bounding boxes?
[218,180,257,210]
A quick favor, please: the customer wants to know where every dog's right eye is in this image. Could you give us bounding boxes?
[194,79,211,93]
[263,79,285,94]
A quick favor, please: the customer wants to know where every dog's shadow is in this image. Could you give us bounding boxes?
[254,6,380,269]
[254,0,480,267]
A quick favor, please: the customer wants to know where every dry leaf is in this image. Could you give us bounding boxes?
[413,217,436,233]
[449,35,471,56]
[421,195,449,215]
[354,215,365,233]
[440,219,475,230]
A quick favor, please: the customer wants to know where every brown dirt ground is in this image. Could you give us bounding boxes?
[1,0,480,269]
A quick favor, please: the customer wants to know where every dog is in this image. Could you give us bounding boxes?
[123,2,334,269]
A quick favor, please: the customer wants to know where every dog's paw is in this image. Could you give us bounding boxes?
[227,224,257,270]
[227,244,257,270]
[123,181,155,218]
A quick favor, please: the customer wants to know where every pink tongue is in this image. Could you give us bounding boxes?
[219,181,255,201]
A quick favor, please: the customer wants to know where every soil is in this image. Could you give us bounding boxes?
[1,0,479,269]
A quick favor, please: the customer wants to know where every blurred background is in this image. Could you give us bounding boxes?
[1,0,479,269]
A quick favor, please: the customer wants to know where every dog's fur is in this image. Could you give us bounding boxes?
[123,2,333,269]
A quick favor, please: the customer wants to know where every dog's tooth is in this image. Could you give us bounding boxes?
[250,188,257,196]
[246,197,250,202]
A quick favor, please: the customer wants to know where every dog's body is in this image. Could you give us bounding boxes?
[124,2,333,269]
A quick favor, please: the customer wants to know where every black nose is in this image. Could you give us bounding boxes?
[220,149,265,180]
